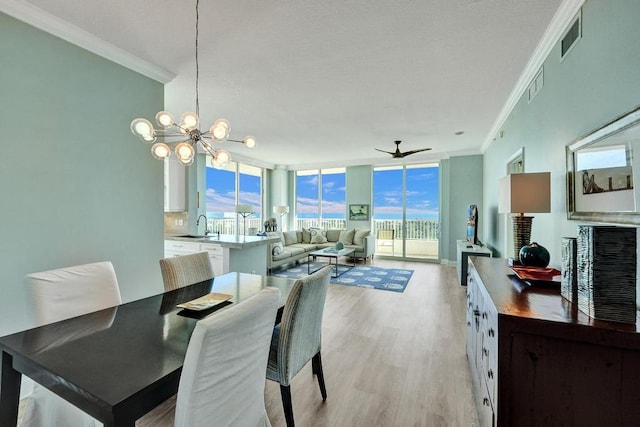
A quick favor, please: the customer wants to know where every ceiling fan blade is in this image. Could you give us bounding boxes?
[375,148,395,155]
[400,148,432,157]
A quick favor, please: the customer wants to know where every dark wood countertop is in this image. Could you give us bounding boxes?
[470,256,640,336]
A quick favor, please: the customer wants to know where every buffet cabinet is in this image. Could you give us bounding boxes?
[466,257,640,427]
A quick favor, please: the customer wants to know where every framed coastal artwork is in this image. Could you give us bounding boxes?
[566,105,640,224]
[349,204,369,220]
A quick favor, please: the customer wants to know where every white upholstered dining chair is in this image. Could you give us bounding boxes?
[20,261,122,427]
[138,287,281,427]
[266,265,332,427]
[159,252,214,291]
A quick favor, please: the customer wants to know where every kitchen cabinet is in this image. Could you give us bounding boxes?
[200,242,229,276]
[164,156,185,212]
[163,240,229,276]
[467,257,640,427]
[163,240,199,258]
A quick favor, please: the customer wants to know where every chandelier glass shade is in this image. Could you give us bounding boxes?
[129,0,256,168]
[130,112,256,167]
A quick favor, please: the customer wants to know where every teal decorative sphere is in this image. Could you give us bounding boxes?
[519,242,550,267]
[335,242,344,250]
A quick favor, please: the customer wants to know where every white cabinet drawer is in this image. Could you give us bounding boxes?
[164,240,199,258]
[164,240,199,252]
[207,254,224,276]
[199,243,229,275]
[199,243,223,254]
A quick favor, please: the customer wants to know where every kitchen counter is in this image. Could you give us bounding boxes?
[164,234,279,275]
[165,234,280,250]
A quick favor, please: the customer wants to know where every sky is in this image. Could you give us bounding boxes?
[205,166,261,218]
[206,165,439,220]
[372,166,439,220]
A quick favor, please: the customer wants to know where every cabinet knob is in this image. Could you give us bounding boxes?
[467,321,471,327]
[483,397,490,406]
[488,328,495,337]
[488,369,494,379]
[482,347,488,356]
[473,309,480,317]
[482,311,487,319]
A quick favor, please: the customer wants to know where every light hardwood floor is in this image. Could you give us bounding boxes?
[264,259,479,427]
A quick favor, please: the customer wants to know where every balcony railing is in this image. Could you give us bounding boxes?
[205,218,264,235]
[207,217,439,240]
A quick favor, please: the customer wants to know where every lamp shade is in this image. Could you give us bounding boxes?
[273,205,290,215]
[235,204,253,214]
[499,172,551,214]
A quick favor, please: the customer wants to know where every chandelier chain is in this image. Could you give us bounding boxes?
[195,0,200,117]
[129,0,256,167]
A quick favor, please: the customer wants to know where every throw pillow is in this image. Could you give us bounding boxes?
[353,229,371,245]
[271,242,283,256]
[266,231,285,245]
[325,229,341,242]
[302,228,312,243]
[338,229,355,245]
[283,231,298,246]
[310,228,328,244]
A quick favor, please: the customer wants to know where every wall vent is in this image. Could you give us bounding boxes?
[561,10,582,60]
[527,67,544,103]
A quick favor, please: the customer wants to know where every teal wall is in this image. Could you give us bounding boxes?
[442,155,484,261]
[0,13,165,335]
[346,165,373,230]
[448,155,484,261]
[483,0,640,268]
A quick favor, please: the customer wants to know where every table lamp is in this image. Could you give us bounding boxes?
[498,172,551,262]
[273,205,289,231]
[235,204,254,236]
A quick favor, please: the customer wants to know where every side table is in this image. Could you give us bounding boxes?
[456,240,491,285]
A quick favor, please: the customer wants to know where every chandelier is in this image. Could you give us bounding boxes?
[129,0,256,168]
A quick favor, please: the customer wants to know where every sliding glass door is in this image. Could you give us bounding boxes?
[373,164,439,260]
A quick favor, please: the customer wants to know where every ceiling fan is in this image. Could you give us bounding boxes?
[375,140,431,158]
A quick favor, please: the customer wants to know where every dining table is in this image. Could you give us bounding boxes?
[0,272,296,426]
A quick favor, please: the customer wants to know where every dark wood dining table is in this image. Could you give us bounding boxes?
[0,272,296,426]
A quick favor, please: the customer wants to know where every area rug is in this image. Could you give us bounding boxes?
[271,261,413,293]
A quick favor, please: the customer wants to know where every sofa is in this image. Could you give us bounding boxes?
[267,228,375,272]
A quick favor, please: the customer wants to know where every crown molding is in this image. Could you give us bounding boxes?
[481,0,586,153]
[0,0,174,83]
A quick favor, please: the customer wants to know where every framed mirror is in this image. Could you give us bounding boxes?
[566,106,640,224]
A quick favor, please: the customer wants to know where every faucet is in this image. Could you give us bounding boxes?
[196,214,209,235]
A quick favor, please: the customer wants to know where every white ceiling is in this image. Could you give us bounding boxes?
[8,0,569,169]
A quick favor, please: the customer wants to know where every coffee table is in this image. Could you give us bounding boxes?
[308,247,356,278]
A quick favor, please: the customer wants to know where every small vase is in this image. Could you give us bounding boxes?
[519,242,550,267]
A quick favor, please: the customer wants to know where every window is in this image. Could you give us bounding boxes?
[296,170,319,227]
[320,168,346,228]
[238,163,262,218]
[206,159,263,234]
[296,168,345,229]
